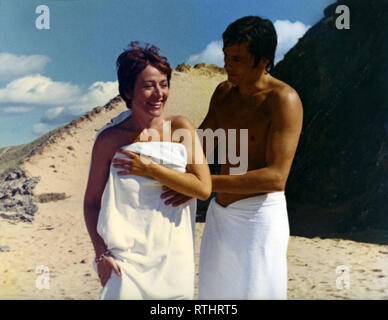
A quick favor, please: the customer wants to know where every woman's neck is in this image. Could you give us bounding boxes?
[129,109,163,130]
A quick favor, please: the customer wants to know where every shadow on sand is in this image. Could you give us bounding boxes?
[196,199,388,246]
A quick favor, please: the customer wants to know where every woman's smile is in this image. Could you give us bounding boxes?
[147,100,163,107]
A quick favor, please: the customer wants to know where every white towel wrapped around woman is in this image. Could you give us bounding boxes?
[92,112,196,300]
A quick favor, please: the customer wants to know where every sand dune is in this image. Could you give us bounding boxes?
[0,67,387,300]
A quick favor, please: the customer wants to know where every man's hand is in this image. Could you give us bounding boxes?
[160,186,193,206]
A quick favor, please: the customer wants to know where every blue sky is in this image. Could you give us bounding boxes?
[0,0,334,148]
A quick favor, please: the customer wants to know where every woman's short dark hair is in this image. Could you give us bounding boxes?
[117,42,172,109]
[222,16,277,72]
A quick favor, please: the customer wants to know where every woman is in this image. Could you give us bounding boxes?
[83,42,211,300]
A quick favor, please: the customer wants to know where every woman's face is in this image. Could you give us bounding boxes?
[129,64,169,118]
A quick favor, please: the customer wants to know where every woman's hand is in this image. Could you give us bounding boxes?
[97,255,121,287]
[112,149,154,177]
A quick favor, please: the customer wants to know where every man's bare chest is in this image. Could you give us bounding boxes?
[215,103,270,136]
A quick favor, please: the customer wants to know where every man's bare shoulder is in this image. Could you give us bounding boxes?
[212,80,234,103]
[267,78,303,114]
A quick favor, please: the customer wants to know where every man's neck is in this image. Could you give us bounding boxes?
[237,70,271,96]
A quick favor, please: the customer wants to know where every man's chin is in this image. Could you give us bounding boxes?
[227,76,239,85]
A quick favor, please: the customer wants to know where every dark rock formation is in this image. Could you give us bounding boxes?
[272,0,388,235]
[0,167,40,223]
[0,246,10,252]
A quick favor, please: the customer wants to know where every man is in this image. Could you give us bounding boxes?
[162,16,303,299]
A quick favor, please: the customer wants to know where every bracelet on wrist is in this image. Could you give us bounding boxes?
[95,249,111,264]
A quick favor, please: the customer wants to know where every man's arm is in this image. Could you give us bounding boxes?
[198,82,224,174]
[212,88,303,194]
[160,82,225,205]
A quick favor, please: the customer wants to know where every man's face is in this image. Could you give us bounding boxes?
[223,42,257,86]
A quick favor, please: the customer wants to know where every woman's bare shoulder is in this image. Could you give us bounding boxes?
[93,127,125,157]
[169,115,195,131]
[95,126,117,144]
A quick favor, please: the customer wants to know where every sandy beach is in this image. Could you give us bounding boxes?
[1,67,387,300]
[2,205,388,300]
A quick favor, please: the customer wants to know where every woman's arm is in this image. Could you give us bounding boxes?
[83,134,112,258]
[112,116,212,201]
[84,133,121,286]
[159,83,226,206]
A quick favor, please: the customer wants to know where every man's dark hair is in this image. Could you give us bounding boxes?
[222,16,277,72]
[117,42,172,109]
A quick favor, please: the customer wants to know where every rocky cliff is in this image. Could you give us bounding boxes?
[272,0,388,235]
[0,167,39,222]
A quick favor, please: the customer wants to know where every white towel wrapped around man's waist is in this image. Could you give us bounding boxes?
[93,111,196,300]
[198,192,289,300]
